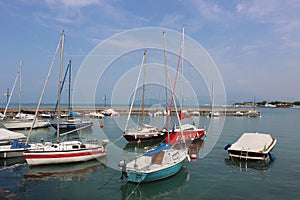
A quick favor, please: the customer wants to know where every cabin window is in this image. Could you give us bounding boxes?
[80,144,86,148]
[72,145,79,149]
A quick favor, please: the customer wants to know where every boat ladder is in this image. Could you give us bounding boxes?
[240,148,249,160]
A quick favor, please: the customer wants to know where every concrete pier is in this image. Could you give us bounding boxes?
[0,107,256,117]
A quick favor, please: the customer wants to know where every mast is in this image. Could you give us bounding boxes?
[3,74,19,119]
[124,51,146,131]
[163,32,168,118]
[25,31,62,145]
[141,50,147,127]
[211,82,214,111]
[57,30,65,141]
[68,60,72,113]
[181,25,185,110]
[18,59,22,115]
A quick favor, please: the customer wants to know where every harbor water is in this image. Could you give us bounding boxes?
[0,107,299,199]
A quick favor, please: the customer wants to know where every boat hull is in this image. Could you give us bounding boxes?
[228,150,273,161]
[127,159,185,183]
[165,129,206,144]
[123,132,166,142]
[2,120,50,130]
[51,121,92,132]
[226,132,276,161]
[0,148,25,158]
[23,148,106,166]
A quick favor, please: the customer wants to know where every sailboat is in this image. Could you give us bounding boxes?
[161,27,206,144]
[123,50,166,142]
[50,60,93,133]
[120,43,190,183]
[23,31,108,166]
[208,82,220,117]
[247,96,261,117]
[1,60,50,130]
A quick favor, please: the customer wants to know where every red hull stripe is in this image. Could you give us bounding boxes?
[166,130,205,144]
[24,150,105,159]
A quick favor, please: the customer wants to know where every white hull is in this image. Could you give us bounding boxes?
[0,146,24,158]
[2,119,50,130]
[23,140,108,166]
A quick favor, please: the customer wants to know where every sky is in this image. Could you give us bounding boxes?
[0,0,300,105]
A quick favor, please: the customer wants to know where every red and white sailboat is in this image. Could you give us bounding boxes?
[23,31,108,166]
[163,26,206,145]
[163,110,206,144]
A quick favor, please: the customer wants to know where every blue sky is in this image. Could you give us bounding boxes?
[0,0,300,105]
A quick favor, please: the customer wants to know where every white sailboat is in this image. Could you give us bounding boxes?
[1,60,50,130]
[208,82,220,117]
[247,97,261,117]
[23,31,108,166]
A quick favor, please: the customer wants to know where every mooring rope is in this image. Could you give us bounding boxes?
[125,180,143,200]
[98,170,119,190]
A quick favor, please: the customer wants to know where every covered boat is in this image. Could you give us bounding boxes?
[0,128,28,158]
[225,132,277,161]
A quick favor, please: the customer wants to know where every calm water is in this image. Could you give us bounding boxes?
[0,108,299,199]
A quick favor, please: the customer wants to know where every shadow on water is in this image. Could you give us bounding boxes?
[24,159,106,181]
[224,157,273,172]
[0,157,26,169]
[120,165,189,199]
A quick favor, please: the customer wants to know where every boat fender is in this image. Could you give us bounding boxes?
[224,144,231,150]
[268,152,274,161]
[190,153,197,159]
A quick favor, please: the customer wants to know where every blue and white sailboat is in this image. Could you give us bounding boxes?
[124,142,187,183]
[120,31,190,183]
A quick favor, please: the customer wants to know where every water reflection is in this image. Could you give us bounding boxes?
[0,157,26,168]
[120,165,189,199]
[24,159,106,181]
[224,157,272,172]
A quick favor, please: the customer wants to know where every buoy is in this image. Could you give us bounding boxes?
[190,153,197,159]
[100,123,104,128]
[137,139,141,144]
[224,144,231,150]
[268,152,274,161]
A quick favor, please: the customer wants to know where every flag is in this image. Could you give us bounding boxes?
[179,109,192,120]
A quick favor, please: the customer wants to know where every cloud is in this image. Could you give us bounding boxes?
[236,0,300,48]
[44,0,103,8]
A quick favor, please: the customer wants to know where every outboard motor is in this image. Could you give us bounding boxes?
[119,160,128,182]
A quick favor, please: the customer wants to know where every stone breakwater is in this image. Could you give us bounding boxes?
[0,107,256,117]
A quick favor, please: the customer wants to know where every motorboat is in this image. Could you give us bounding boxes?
[225,132,277,161]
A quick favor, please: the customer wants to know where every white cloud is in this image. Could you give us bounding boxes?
[44,0,102,8]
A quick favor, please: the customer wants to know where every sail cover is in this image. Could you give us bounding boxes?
[0,128,26,141]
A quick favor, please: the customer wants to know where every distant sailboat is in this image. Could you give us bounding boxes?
[208,82,220,117]
[1,60,50,130]
[247,96,261,117]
